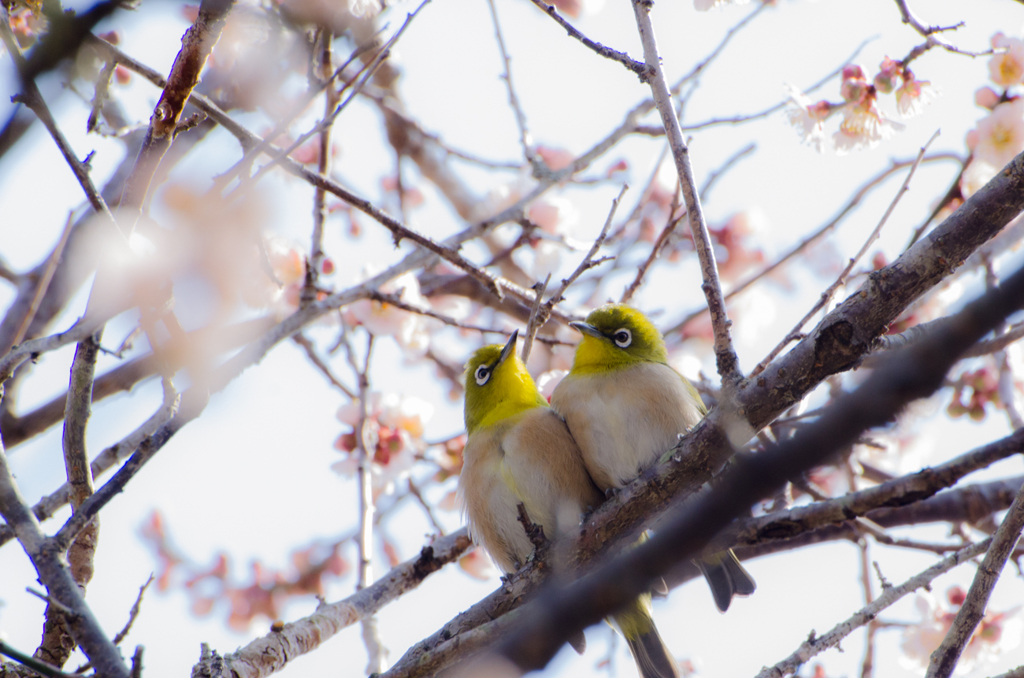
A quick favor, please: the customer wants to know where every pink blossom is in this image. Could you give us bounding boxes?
[961,160,998,199]
[784,84,834,152]
[873,56,902,94]
[347,271,428,344]
[833,96,904,154]
[976,86,1001,110]
[536,370,567,401]
[973,99,1024,169]
[895,75,937,118]
[693,0,750,11]
[536,146,574,172]
[459,548,498,580]
[989,33,1024,87]
[901,589,1022,674]
[527,196,579,235]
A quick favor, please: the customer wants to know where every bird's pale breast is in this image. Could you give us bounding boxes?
[552,362,703,490]
[458,407,601,572]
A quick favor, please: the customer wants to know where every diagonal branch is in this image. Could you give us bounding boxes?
[493,236,1024,675]
[758,540,990,678]
[631,0,741,388]
[925,475,1024,677]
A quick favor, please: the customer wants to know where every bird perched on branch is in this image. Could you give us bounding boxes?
[459,330,682,678]
[551,303,756,613]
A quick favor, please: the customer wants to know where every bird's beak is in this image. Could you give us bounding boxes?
[499,329,519,364]
[569,321,604,340]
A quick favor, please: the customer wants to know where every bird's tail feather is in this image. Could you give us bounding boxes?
[695,548,757,613]
[614,598,679,678]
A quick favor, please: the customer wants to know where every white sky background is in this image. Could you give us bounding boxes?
[2,0,1024,677]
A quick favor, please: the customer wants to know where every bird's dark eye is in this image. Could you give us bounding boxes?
[475,365,491,385]
[613,328,632,348]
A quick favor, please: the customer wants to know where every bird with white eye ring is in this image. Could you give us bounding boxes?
[551,303,756,614]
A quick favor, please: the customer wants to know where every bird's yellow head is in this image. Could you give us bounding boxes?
[464,330,547,434]
[569,304,669,374]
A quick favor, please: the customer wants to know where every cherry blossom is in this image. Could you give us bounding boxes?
[895,73,937,119]
[333,392,434,496]
[784,84,834,152]
[900,588,1022,674]
[989,33,1024,88]
[973,99,1024,169]
[694,0,750,11]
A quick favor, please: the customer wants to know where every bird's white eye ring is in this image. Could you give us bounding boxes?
[613,328,632,348]
[475,365,491,385]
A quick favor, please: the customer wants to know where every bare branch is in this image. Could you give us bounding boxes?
[926,479,1024,677]
[0,445,128,678]
[527,0,646,79]
[752,130,941,377]
[757,541,989,678]
[631,0,741,387]
[190,530,472,678]
[488,0,536,166]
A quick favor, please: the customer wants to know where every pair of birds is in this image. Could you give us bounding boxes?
[459,304,756,678]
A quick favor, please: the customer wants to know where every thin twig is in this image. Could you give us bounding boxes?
[520,274,550,364]
[0,378,180,548]
[755,541,989,678]
[0,448,129,677]
[306,28,339,302]
[631,0,741,387]
[621,182,681,304]
[751,130,941,377]
[0,12,118,232]
[488,0,536,166]
[546,185,624,311]
[527,0,646,79]
[293,333,355,398]
[112,575,154,645]
[10,212,76,348]
[893,0,992,58]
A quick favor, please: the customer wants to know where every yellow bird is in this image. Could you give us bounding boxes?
[459,330,681,678]
[550,303,756,613]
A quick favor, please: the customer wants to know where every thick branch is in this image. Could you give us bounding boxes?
[493,239,1024,673]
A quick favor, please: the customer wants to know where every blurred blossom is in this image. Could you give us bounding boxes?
[547,0,604,17]
[536,146,575,172]
[973,100,1024,169]
[694,0,750,10]
[989,33,1024,88]
[382,176,426,208]
[947,364,1000,421]
[961,160,998,199]
[347,271,433,354]
[900,588,1022,674]
[873,57,902,94]
[784,84,834,153]
[278,0,381,32]
[536,370,568,401]
[437,490,459,512]
[429,295,472,322]
[895,74,937,119]
[473,173,533,222]
[333,392,434,496]
[531,240,563,281]
[669,353,704,385]
[527,196,579,235]
[834,95,904,154]
[711,210,768,283]
[459,548,498,580]
[975,87,1001,110]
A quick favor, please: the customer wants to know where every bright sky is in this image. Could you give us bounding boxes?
[2,0,1024,677]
